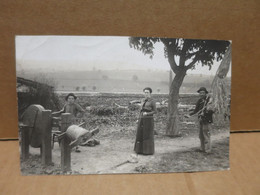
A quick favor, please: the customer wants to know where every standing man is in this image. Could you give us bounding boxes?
[185,87,214,153]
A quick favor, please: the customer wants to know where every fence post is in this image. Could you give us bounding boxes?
[41,110,52,166]
[20,124,30,160]
[60,113,72,172]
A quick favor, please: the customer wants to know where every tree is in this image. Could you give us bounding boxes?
[75,86,80,91]
[129,37,230,136]
[132,75,138,82]
[92,86,96,91]
[102,75,109,80]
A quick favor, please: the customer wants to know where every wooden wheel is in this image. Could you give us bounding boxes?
[21,104,45,148]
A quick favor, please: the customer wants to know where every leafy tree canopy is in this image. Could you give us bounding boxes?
[129,37,230,73]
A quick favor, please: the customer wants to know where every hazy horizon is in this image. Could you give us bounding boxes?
[16,36,231,77]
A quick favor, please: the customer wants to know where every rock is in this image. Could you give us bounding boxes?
[44,169,53,174]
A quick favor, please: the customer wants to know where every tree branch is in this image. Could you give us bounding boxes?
[185,55,199,70]
[179,40,192,67]
[160,39,180,73]
[165,45,179,73]
[185,50,199,59]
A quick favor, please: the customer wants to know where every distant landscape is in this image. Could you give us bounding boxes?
[16,69,231,94]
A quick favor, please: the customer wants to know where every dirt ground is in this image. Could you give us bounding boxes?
[20,123,229,175]
[20,94,230,175]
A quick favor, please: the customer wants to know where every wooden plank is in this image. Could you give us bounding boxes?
[20,125,30,160]
[61,136,71,172]
[60,113,72,172]
[41,110,52,166]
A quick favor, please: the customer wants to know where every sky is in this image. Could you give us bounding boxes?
[15,36,231,76]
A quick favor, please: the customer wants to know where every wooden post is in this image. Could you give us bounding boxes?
[60,113,72,172]
[20,124,30,160]
[41,110,52,166]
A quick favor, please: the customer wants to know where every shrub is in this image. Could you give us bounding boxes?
[114,107,128,114]
[90,106,114,116]
[128,104,140,111]
[156,106,168,115]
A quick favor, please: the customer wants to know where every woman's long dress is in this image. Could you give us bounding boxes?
[134,98,156,155]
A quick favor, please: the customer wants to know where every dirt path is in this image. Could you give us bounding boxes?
[26,130,229,175]
[46,130,229,174]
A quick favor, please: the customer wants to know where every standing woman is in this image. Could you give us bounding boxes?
[134,87,157,155]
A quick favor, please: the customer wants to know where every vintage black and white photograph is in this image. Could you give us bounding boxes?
[16,36,231,175]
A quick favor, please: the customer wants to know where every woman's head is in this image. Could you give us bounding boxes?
[143,87,152,99]
[65,93,77,104]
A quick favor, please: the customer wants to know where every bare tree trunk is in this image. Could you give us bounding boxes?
[166,70,186,136]
[169,70,173,91]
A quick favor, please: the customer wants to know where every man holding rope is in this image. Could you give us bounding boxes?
[185,87,214,153]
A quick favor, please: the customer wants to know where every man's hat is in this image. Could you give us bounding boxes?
[65,93,77,101]
[197,87,208,94]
